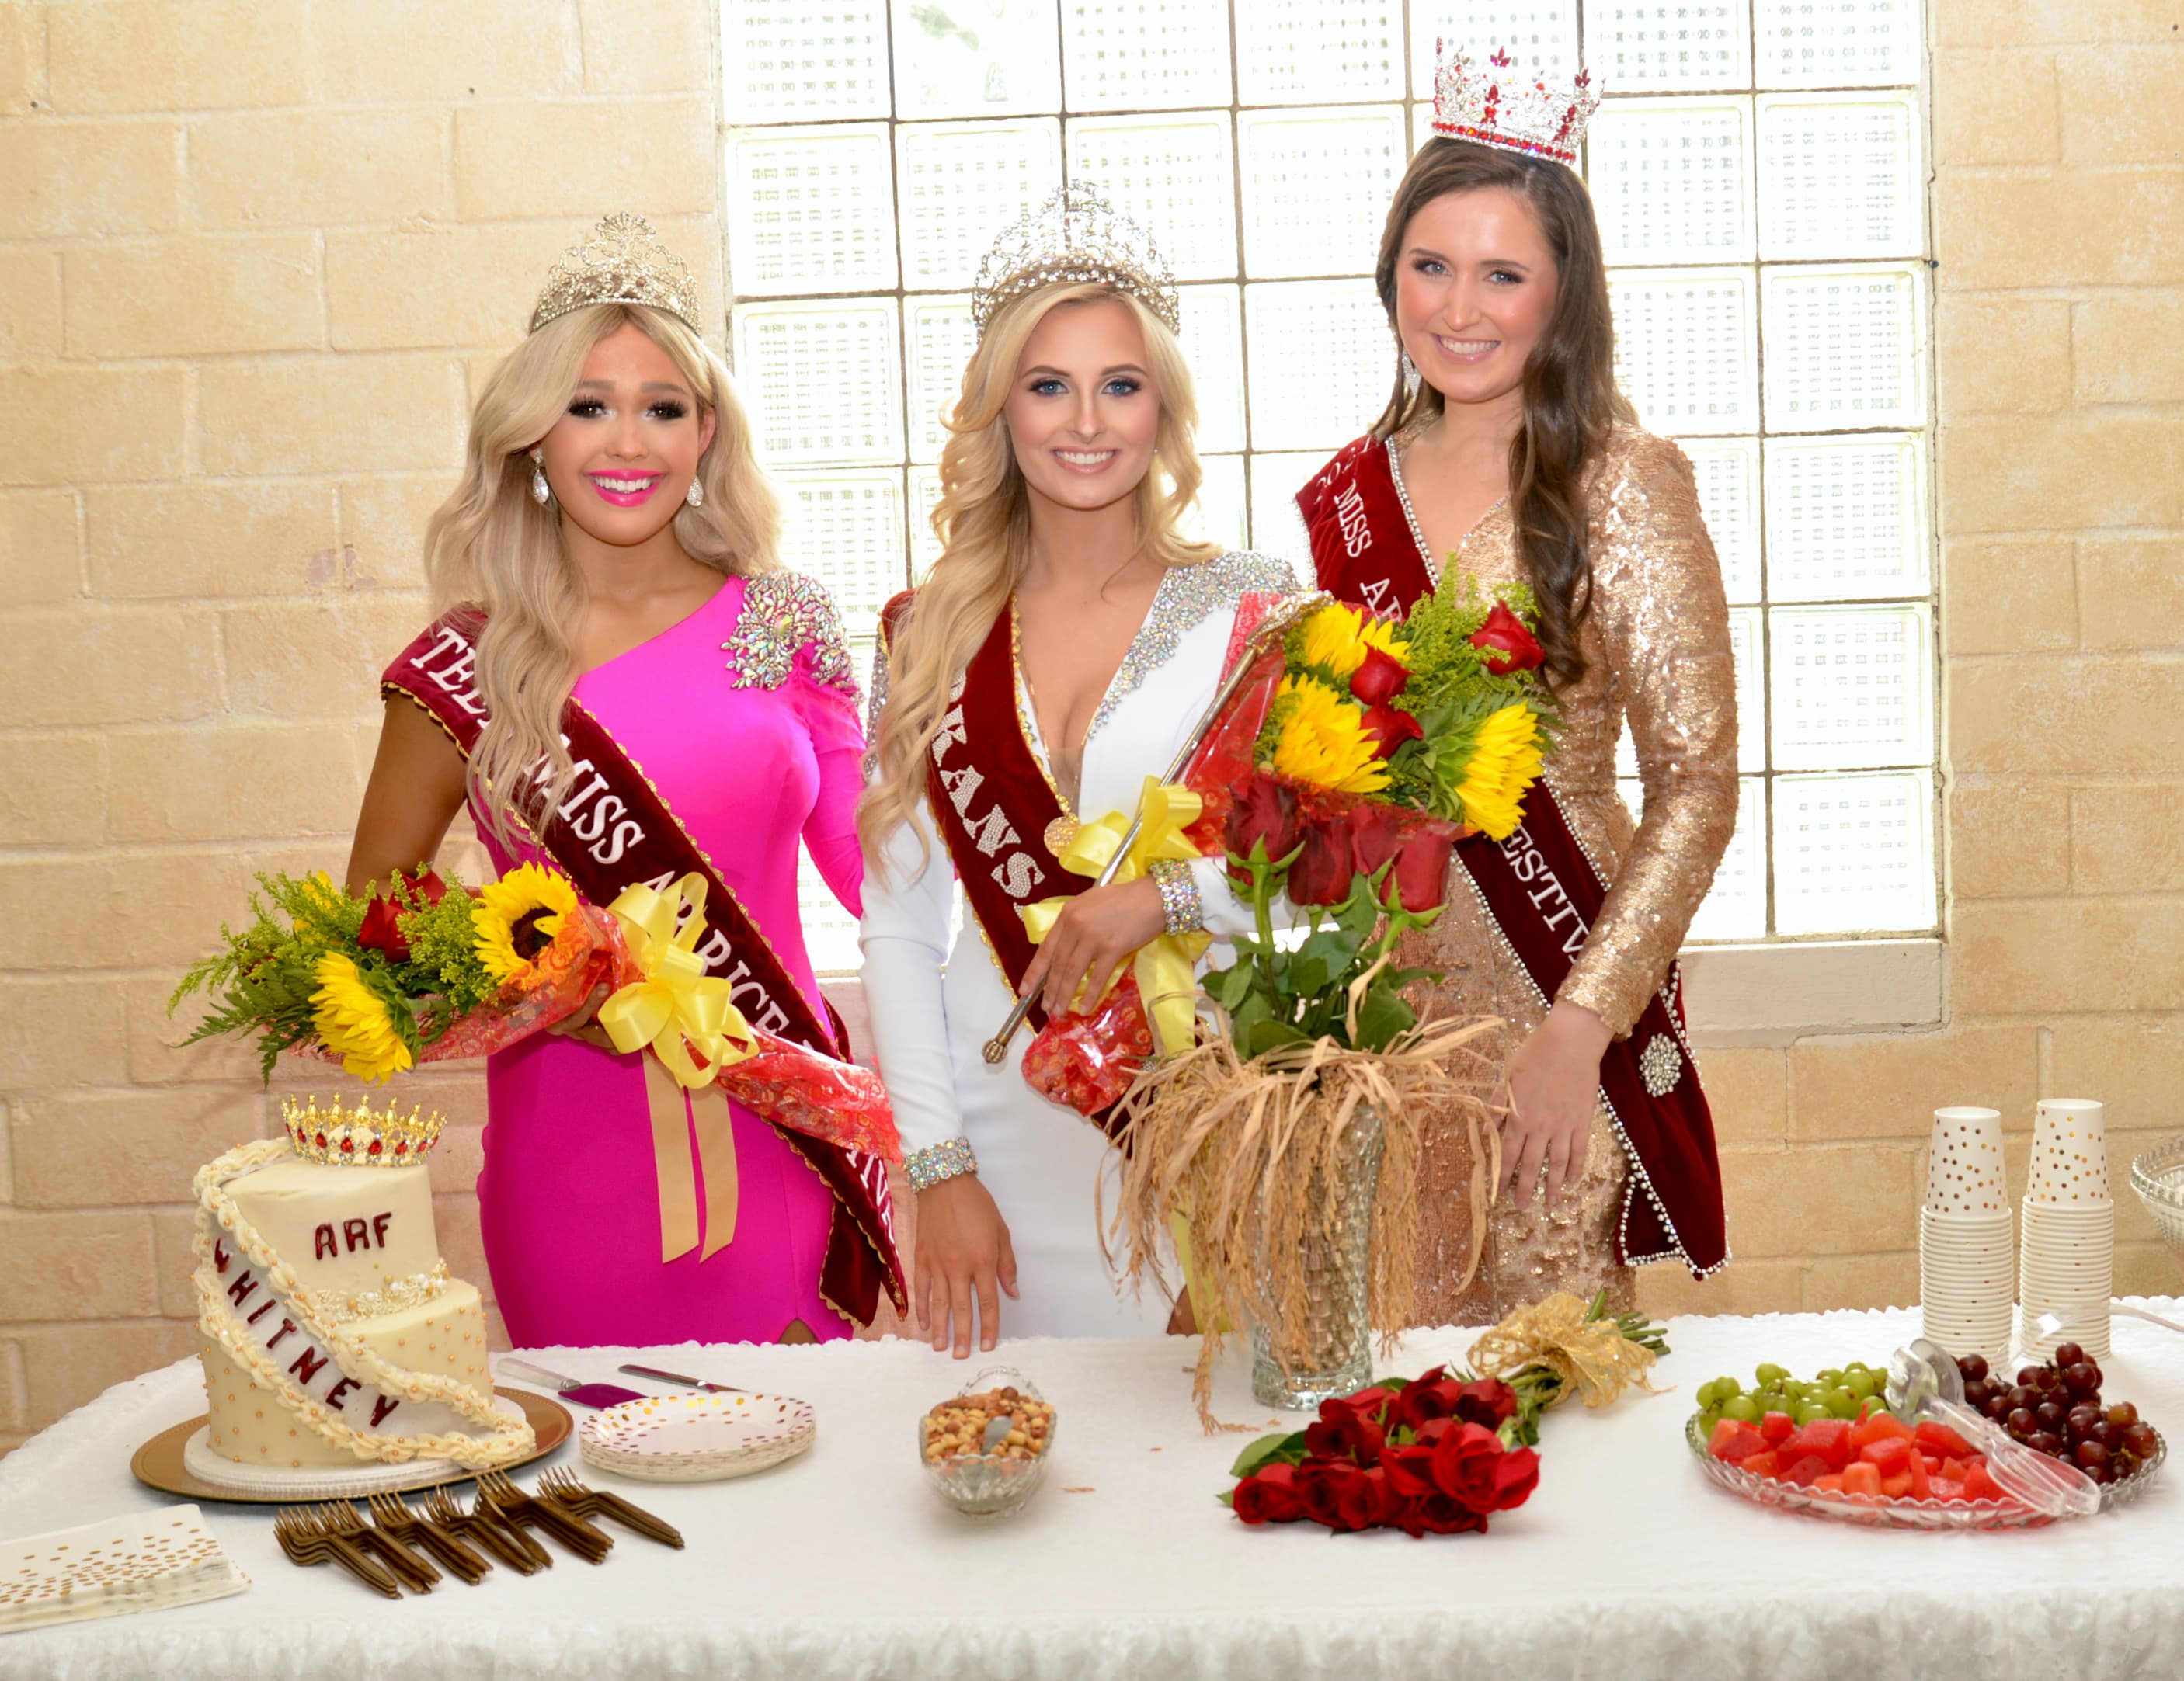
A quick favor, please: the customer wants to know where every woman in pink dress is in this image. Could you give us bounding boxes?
[350,215,899,1348]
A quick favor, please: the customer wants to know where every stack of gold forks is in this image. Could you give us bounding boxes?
[272,1472,680,1596]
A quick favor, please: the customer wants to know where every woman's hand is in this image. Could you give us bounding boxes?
[545,980,618,1053]
[1017,875,1164,1019]
[915,1175,1019,1358]
[1499,1000,1613,1210]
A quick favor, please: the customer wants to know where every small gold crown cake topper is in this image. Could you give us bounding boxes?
[970,182,1180,341]
[530,212,703,336]
[1431,43,1601,166]
[282,1096,444,1167]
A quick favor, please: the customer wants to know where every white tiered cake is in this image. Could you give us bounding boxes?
[189,1098,533,1485]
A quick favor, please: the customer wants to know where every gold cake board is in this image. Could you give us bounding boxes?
[130,1388,572,1506]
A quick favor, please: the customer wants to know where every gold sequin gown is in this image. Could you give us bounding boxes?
[1385,423,1738,1325]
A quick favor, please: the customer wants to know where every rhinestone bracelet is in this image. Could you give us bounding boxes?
[906,1137,979,1192]
[1148,858,1202,937]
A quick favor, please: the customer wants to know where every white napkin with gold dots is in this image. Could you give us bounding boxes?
[0,1505,248,1636]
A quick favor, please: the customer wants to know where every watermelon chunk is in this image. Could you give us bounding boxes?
[1963,1462,2008,1504]
[1880,1470,1915,1499]
[1859,1436,1914,1472]
[1812,1473,1846,1493]
[1907,1449,1932,1499]
[1709,1419,1768,1464]
[1851,1411,1913,1450]
[1914,1420,1977,1458]
[1782,1453,1834,1488]
[1760,1411,1795,1447]
[1841,1461,1884,1498]
[1739,1449,1782,1480]
[1927,1475,1966,1502]
[1782,1418,1853,1472]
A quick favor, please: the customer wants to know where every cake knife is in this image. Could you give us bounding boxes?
[617,1363,747,1394]
[497,1357,649,1408]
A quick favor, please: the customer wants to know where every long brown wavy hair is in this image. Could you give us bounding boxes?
[1370,139,1636,692]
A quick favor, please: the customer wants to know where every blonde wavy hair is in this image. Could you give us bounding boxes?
[423,302,781,846]
[860,282,1220,877]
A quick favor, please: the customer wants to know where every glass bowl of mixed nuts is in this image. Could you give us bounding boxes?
[918,1367,1058,1519]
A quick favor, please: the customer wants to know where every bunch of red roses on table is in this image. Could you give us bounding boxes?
[1222,1369,1541,1537]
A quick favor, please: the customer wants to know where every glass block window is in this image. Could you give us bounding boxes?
[724,0,1936,967]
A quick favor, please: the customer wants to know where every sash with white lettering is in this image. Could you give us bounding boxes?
[880,592,1076,1037]
[382,609,906,1324]
[1299,436,1727,1276]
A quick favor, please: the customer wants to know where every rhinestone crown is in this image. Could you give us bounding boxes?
[282,1096,445,1167]
[970,182,1180,341]
[1431,43,1601,167]
[529,212,702,336]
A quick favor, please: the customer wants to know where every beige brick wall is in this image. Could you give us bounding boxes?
[1,1,2179,1454]
[0,0,723,1454]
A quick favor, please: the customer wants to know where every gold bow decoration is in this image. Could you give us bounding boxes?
[599,875,757,1263]
[1466,1290,1661,1413]
[1021,777,1211,1057]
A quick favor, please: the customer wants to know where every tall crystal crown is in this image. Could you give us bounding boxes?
[529,212,703,336]
[1431,43,1601,166]
[970,182,1180,341]
[282,1096,444,1167]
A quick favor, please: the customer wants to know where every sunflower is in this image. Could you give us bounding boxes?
[472,863,582,985]
[1268,675,1389,795]
[310,953,414,1082]
[1295,602,1410,685]
[1450,703,1545,840]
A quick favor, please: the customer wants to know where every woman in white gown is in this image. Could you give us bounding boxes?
[859,187,1298,1353]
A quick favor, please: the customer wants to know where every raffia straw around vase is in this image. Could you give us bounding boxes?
[1104,1018,1501,1432]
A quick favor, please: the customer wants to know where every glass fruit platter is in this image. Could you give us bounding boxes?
[1687,1343,2165,1532]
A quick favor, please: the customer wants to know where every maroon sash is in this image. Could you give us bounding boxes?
[383,609,906,1324]
[879,592,1081,1037]
[1297,439,1727,1277]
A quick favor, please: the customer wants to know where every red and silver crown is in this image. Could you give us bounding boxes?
[282,1096,443,1167]
[1431,43,1601,167]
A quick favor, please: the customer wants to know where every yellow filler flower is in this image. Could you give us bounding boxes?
[309,953,414,1082]
[1452,703,1545,840]
[1295,601,1409,685]
[472,862,581,985]
[1268,674,1389,795]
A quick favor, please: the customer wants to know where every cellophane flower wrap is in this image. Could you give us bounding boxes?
[1022,583,1559,1113]
[172,864,898,1164]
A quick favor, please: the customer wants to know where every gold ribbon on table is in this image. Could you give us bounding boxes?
[1466,1290,1661,1412]
[1020,777,1211,1057]
[600,874,757,1264]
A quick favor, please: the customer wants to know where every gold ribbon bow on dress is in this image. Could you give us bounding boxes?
[599,875,756,1263]
[1021,777,1210,1058]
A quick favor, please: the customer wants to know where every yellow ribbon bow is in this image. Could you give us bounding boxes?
[1021,777,1211,1057]
[599,874,758,1263]
[599,874,755,1087]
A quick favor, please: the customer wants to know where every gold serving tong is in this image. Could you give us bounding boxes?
[422,1483,547,1575]
[273,1506,402,1599]
[537,1466,684,1549]
[979,589,1330,1063]
[477,1467,614,1563]
[367,1490,491,1585]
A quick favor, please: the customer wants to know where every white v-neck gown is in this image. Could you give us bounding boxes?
[860,552,1299,1339]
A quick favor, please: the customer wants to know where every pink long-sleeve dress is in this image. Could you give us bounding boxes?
[473,571,864,1349]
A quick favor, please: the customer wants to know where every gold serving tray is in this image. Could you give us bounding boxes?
[130,1388,572,1506]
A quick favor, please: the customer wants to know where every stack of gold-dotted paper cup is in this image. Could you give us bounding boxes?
[1919,1106,2015,1362]
[2018,1097,2114,1361]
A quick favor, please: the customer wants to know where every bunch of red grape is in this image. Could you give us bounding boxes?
[1953,1345,2161,1485]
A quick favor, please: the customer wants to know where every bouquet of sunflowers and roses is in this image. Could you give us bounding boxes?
[171,863,897,1164]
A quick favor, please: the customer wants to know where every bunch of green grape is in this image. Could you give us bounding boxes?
[1694,1361,1890,1431]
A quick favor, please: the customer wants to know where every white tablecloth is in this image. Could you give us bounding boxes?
[5,1305,2182,1680]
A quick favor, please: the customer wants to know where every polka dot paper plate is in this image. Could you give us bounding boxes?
[579,1392,816,1483]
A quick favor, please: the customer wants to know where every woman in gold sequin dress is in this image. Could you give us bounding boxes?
[1284,65,1738,1325]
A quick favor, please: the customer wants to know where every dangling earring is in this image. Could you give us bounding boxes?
[1401,349,1421,398]
[685,478,704,509]
[529,450,552,508]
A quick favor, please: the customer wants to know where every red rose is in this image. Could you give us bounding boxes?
[1232,1462,1303,1525]
[1286,811,1355,905]
[1488,1444,1541,1512]
[1396,1491,1490,1538]
[1226,773,1301,865]
[1381,1443,1441,1501]
[1469,600,1545,675]
[1295,1460,1369,1530]
[1340,1467,1395,1530]
[1302,1406,1385,1467]
[1429,1420,1509,1513]
[1383,821,1459,914]
[1359,700,1424,759]
[1348,644,1412,706]
[1327,1385,1396,1423]
[356,869,447,962]
[1452,1378,1519,1430]
[1348,804,1405,878]
[1394,1377,1465,1434]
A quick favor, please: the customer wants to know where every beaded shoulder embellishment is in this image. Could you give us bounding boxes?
[722,572,858,699]
[1085,550,1299,742]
